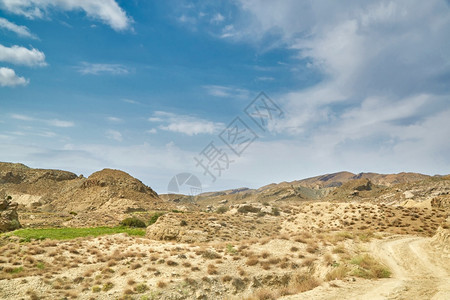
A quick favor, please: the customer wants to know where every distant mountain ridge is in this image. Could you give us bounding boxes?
[163,171,437,207]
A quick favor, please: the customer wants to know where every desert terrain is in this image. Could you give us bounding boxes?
[0,162,449,299]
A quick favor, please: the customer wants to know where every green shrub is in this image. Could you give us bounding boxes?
[9,219,21,230]
[272,207,280,216]
[180,220,187,226]
[237,205,260,214]
[36,262,45,270]
[103,282,114,291]
[226,244,237,254]
[350,255,391,279]
[134,283,149,293]
[148,213,163,225]
[216,206,228,214]
[120,217,146,228]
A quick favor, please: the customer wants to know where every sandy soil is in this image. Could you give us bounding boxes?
[281,235,450,300]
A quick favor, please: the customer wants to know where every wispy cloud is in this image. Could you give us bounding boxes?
[122,99,140,105]
[47,119,75,128]
[11,114,34,121]
[0,44,46,67]
[220,24,238,39]
[0,17,37,39]
[203,85,250,99]
[210,13,225,24]
[106,130,123,142]
[256,76,275,81]
[76,62,130,75]
[0,0,132,31]
[11,114,75,128]
[0,67,28,87]
[107,116,123,123]
[149,111,223,136]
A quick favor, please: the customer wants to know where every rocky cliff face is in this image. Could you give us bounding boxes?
[0,196,21,232]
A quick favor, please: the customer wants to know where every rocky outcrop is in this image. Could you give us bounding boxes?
[0,196,21,232]
[431,195,450,208]
[430,225,449,255]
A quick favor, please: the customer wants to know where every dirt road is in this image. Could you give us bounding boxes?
[281,235,450,300]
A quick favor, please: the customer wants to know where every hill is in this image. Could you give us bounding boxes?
[163,171,436,209]
[0,162,168,226]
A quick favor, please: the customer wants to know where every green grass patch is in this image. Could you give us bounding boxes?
[226,244,237,254]
[35,262,45,270]
[5,266,23,274]
[8,226,145,241]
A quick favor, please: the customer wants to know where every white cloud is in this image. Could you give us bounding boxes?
[0,0,132,31]
[149,111,224,136]
[146,128,157,134]
[220,24,238,39]
[11,114,34,121]
[106,130,123,142]
[211,13,225,24]
[11,114,74,127]
[76,62,129,75]
[203,85,250,99]
[208,0,450,178]
[178,14,196,24]
[0,44,46,66]
[107,116,123,123]
[122,98,140,105]
[256,76,275,81]
[47,119,74,128]
[0,17,37,39]
[0,67,28,87]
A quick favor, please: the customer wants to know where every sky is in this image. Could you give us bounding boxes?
[0,0,449,194]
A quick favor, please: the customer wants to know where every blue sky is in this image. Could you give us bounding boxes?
[0,0,449,193]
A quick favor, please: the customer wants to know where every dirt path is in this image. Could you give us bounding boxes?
[281,235,450,300]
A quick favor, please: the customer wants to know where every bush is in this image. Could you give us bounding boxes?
[134,283,148,293]
[103,282,114,291]
[120,217,147,228]
[272,207,280,216]
[350,255,391,279]
[148,213,164,225]
[238,205,260,214]
[216,206,228,214]
[180,220,187,226]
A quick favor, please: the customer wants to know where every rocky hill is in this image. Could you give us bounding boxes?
[0,162,168,226]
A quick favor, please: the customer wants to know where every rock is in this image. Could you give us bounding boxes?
[403,191,414,199]
[196,290,206,299]
[0,196,21,233]
[260,206,272,214]
[219,199,228,204]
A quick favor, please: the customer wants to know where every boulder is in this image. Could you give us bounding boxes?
[0,196,21,232]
